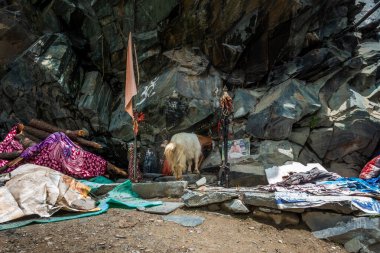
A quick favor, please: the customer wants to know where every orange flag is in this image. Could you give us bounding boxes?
[125,32,137,119]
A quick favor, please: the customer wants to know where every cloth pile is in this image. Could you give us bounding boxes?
[260,162,380,214]
[0,164,97,224]
[0,126,161,230]
[0,126,107,178]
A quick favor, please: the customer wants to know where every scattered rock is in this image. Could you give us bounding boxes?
[139,202,184,215]
[313,217,380,253]
[195,177,207,187]
[163,215,205,227]
[221,199,250,214]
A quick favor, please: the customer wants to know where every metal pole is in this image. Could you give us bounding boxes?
[223,116,230,188]
[354,1,380,29]
[334,1,380,39]
[218,86,232,188]
[133,130,137,182]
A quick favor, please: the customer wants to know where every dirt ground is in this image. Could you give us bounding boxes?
[0,205,347,253]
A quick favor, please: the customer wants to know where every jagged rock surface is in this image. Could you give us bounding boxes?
[0,0,379,179]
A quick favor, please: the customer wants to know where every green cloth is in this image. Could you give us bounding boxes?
[87,176,115,184]
[0,179,161,231]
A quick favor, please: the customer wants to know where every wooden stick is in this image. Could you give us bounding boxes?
[29,119,89,137]
[14,133,37,148]
[23,132,42,143]
[0,151,22,160]
[0,157,24,172]
[75,137,103,149]
[106,162,128,177]
[23,125,51,140]
[25,123,102,149]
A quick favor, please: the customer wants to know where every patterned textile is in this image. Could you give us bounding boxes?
[277,167,341,186]
[2,132,107,179]
[127,143,142,182]
[0,126,24,167]
[360,155,380,179]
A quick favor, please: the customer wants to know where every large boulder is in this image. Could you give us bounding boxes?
[0,2,36,74]
[77,71,113,133]
[268,47,351,86]
[163,47,210,76]
[313,217,380,253]
[322,88,380,170]
[109,95,134,141]
[232,88,262,119]
[229,156,268,187]
[246,79,320,140]
[228,140,302,187]
[307,128,334,159]
[136,66,222,132]
[0,33,84,129]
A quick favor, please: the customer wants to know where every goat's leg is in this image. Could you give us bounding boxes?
[187,160,192,174]
[177,166,183,180]
[194,154,200,174]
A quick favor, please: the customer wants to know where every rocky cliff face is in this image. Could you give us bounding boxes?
[0,0,379,184]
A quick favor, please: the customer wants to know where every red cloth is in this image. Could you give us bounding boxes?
[359,155,380,179]
[162,159,172,176]
[125,32,137,118]
[0,126,24,167]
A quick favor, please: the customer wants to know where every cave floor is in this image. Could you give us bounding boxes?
[0,204,346,253]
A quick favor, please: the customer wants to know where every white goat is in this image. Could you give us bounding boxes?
[164,133,201,180]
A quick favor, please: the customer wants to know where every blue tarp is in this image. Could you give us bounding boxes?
[319,177,380,195]
[274,176,380,214]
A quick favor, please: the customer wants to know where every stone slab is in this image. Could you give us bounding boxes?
[182,190,239,207]
[221,199,250,214]
[163,215,205,227]
[302,211,354,231]
[138,202,184,214]
[132,181,188,199]
[196,177,207,187]
[243,191,359,214]
[153,174,201,184]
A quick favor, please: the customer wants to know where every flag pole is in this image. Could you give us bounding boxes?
[133,110,137,181]
[125,32,138,182]
[132,42,139,182]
